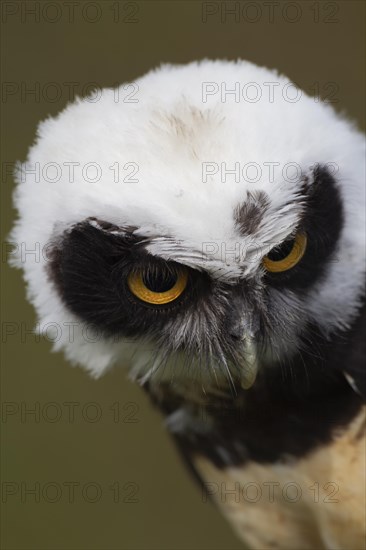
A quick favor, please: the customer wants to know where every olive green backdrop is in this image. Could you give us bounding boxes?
[1,1,365,549]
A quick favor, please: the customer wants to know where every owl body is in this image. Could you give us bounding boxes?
[193,407,366,550]
[11,60,366,549]
[147,301,365,550]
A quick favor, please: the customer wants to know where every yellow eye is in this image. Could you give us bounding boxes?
[263,233,307,273]
[127,267,188,305]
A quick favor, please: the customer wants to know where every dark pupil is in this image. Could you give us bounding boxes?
[267,238,295,261]
[142,271,178,292]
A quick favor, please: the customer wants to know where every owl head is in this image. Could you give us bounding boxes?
[10,60,365,393]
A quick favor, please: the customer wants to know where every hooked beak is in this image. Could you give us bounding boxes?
[233,335,259,390]
[228,311,260,389]
[240,336,259,389]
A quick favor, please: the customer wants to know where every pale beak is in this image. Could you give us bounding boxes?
[240,336,259,389]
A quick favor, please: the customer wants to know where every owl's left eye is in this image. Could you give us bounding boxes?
[127,266,188,305]
[263,232,307,273]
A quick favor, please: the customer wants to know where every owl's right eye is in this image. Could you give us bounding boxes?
[127,267,188,305]
[47,220,199,337]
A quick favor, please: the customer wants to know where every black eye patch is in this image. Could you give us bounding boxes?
[47,220,208,338]
[264,165,344,292]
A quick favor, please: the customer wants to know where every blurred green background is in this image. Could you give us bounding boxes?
[1,1,365,549]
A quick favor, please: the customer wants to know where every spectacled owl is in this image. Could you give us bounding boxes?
[10,60,366,550]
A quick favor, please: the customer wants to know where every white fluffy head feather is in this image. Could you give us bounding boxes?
[10,60,365,380]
